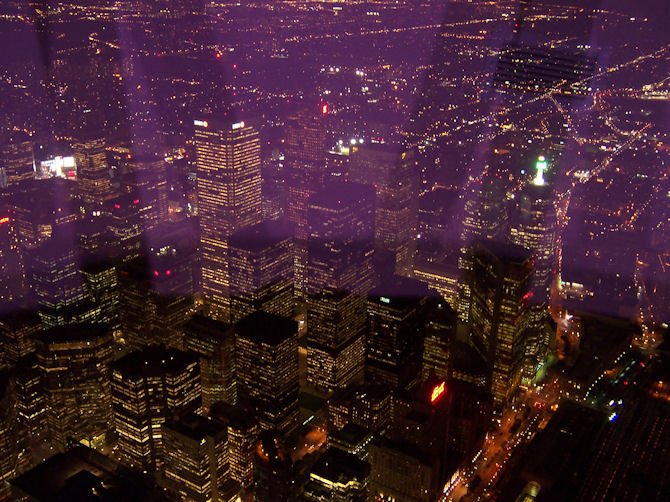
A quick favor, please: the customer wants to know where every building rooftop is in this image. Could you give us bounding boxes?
[163,413,226,441]
[234,310,298,346]
[38,322,110,345]
[110,345,198,377]
[228,218,293,253]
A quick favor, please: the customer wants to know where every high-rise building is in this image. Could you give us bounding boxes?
[284,105,329,295]
[23,233,87,327]
[161,413,229,502]
[457,173,508,322]
[0,308,41,366]
[195,118,262,321]
[35,322,114,451]
[122,153,169,232]
[0,208,25,304]
[105,193,143,260]
[210,401,259,489]
[349,143,419,276]
[111,346,201,471]
[0,370,28,499]
[234,311,299,434]
[366,276,431,391]
[13,354,47,439]
[421,300,457,382]
[0,133,34,189]
[118,255,193,349]
[228,219,294,323]
[509,155,558,382]
[467,241,533,411]
[285,105,329,239]
[182,314,236,411]
[81,256,121,341]
[305,182,375,393]
[72,138,113,213]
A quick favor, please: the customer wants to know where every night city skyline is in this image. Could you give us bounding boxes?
[0,1,668,501]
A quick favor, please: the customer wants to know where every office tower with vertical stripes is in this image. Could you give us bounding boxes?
[195,119,262,322]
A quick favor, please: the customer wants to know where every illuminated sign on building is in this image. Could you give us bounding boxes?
[321,104,328,115]
[232,121,245,130]
[194,120,209,128]
[431,381,446,403]
[0,217,9,225]
[39,156,76,179]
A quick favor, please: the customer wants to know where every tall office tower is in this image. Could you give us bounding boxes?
[285,105,329,239]
[421,300,457,382]
[105,194,143,260]
[234,311,299,434]
[35,323,114,451]
[161,413,229,502]
[81,256,121,341]
[284,106,329,295]
[305,182,375,393]
[123,154,169,231]
[365,276,431,391]
[14,354,47,438]
[457,173,508,321]
[111,346,201,471]
[467,241,532,411]
[195,118,262,322]
[72,138,113,213]
[24,233,87,328]
[210,401,259,489]
[0,308,40,366]
[118,255,193,349]
[0,208,25,304]
[182,314,236,411]
[509,156,557,382]
[0,133,34,189]
[349,143,419,276]
[228,219,294,323]
[0,371,28,499]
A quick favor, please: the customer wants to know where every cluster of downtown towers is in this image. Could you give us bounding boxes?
[0,101,558,500]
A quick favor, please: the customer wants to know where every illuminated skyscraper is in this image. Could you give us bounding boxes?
[228,219,294,323]
[305,182,375,393]
[23,233,87,328]
[366,276,431,390]
[161,413,229,502]
[118,255,193,349]
[457,172,508,321]
[234,311,299,434]
[0,133,34,189]
[72,138,113,213]
[210,401,259,489]
[509,155,557,382]
[349,143,419,276]
[36,322,114,451]
[284,105,329,295]
[467,241,532,411]
[0,308,40,366]
[111,346,201,471]
[0,209,24,304]
[123,153,169,232]
[195,119,262,321]
[285,105,329,240]
[182,314,236,411]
